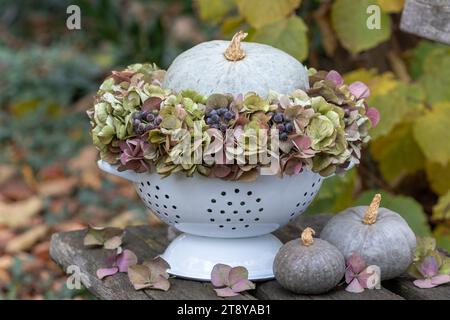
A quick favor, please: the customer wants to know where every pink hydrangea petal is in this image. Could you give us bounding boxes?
[431,274,450,286]
[325,70,344,86]
[345,278,365,293]
[345,268,356,284]
[349,81,370,99]
[96,267,119,279]
[418,256,439,278]
[228,266,249,287]
[346,253,367,274]
[366,107,380,128]
[211,264,232,287]
[413,278,436,289]
[116,249,138,273]
[293,135,311,150]
[214,287,240,297]
[230,279,255,293]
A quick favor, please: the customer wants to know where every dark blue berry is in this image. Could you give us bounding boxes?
[206,117,213,125]
[211,114,220,123]
[276,124,285,132]
[146,113,155,122]
[224,111,234,120]
[280,132,288,141]
[285,122,293,133]
[273,113,283,123]
[211,124,219,129]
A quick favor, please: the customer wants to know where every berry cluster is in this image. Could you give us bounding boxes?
[132,110,162,135]
[269,112,294,141]
[205,107,235,133]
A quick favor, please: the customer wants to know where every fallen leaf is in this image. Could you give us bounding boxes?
[0,178,34,201]
[0,165,15,185]
[0,196,43,228]
[5,225,49,253]
[37,177,78,197]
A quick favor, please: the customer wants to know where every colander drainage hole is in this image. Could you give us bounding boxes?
[210,218,215,222]
[165,194,169,199]
[139,188,142,192]
[176,215,180,219]
[227,202,232,206]
[246,209,251,213]
[234,189,240,193]
[244,225,249,228]
[254,218,260,221]
[247,191,252,196]
[155,195,159,199]
[147,181,151,186]
[296,203,300,207]
[163,205,167,209]
[172,205,177,209]
[220,210,225,214]
[240,201,245,206]
[304,192,308,196]
[219,225,224,228]
[239,218,244,221]
[211,199,216,203]
[226,218,231,222]
[207,208,212,213]
[259,208,264,212]
[256,198,261,203]
[147,193,151,198]
[233,210,238,214]
[232,227,236,230]
[156,185,160,190]
[221,191,226,196]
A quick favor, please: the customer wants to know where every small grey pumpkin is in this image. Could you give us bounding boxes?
[163,31,309,97]
[321,194,416,280]
[273,227,345,295]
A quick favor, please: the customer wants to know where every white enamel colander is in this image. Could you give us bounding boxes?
[98,160,329,280]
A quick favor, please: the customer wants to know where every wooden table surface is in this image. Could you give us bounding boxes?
[49,214,450,300]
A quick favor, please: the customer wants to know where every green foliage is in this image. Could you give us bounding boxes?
[331,0,391,54]
[235,0,301,28]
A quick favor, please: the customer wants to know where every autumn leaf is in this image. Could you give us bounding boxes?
[252,15,308,62]
[370,122,425,183]
[377,0,404,13]
[197,0,236,25]
[425,162,450,196]
[0,196,43,228]
[236,0,301,28]
[432,191,450,221]
[414,102,450,166]
[331,0,391,54]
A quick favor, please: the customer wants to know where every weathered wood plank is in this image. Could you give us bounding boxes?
[255,280,404,300]
[384,276,450,300]
[400,0,450,44]
[50,227,255,300]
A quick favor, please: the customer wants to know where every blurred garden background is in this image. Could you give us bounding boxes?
[0,0,449,299]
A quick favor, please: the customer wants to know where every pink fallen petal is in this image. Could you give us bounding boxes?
[211,264,232,288]
[214,287,240,297]
[345,268,356,284]
[212,165,232,178]
[356,268,374,289]
[349,81,370,99]
[228,266,249,286]
[413,278,437,289]
[431,274,450,286]
[418,256,439,278]
[366,107,380,128]
[293,135,311,150]
[345,278,365,293]
[151,275,171,291]
[231,279,255,293]
[346,252,367,274]
[96,267,119,279]
[116,249,138,273]
[325,70,344,86]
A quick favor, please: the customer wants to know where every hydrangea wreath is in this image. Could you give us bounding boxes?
[87,63,379,181]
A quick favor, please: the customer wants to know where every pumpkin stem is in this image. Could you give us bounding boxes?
[301,227,315,246]
[363,193,381,225]
[224,31,248,61]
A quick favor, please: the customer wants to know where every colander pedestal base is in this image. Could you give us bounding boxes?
[160,233,283,281]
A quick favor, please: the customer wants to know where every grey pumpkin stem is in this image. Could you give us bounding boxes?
[363,193,382,225]
[224,31,248,61]
[301,227,315,246]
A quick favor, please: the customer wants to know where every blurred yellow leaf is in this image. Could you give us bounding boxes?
[369,83,425,139]
[5,225,48,253]
[197,0,235,24]
[0,196,43,228]
[251,15,308,62]
[433,191,450,221]
[344,69,398,96]
[371,122,425,183]
[425,162,450,195]
[220,16,245,37]
[434,224,450,252]
[236,0,301,28]
[414,102,450,166]
[331,0,391,54]
[377,0,404,13]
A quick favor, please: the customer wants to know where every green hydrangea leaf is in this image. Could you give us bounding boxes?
[354,190,431,236]
[251,15,308,62]
[413,102,450,166]
[236,0,301,28]
[425,162,450,196]
[370,122,425,183]
[198,0,236,24]
[331,0,391,54]
[432,191,450,221]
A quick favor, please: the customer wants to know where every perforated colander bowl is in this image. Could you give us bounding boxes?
[98,160,326,280]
